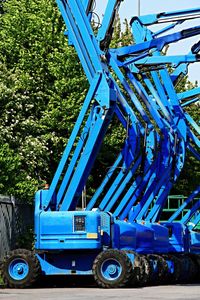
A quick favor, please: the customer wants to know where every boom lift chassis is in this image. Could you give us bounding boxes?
[1,0,200,288]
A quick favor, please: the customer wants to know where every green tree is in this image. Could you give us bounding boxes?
[0,0,88,201]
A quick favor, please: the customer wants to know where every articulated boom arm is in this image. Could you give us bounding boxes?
[168,186,200,224]
[41,1,199,226]
[43,0,125,211]
[136,7,200,25]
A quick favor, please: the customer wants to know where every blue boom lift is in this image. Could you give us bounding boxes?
[161,187,200,282]
[1,0,200,288]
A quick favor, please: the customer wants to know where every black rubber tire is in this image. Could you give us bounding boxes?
[131,254,151,286]
[147,254,168,284]
[126,251,144,286]
[92,249,133,288]
[164,254,181,283]
[186,255,198,283]
[140,255,151,285]
[192,255,200,282]
[156,255,168,283]
[175,255,188,282]
[195,254,200,271]
[0,249,41,288]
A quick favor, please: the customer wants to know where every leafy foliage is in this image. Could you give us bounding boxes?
[0,0,88,201]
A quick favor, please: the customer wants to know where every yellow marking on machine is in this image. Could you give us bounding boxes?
[87,233,98,239]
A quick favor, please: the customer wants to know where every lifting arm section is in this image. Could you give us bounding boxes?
[168,186,200,223]
[44,0,120,211]
[188,212,200,230]
[133,8,200,26]
[96,0,123,50]
[42,2,199,226]
[181,199,200,225]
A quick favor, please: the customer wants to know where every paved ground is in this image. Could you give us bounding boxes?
[0,284,200,300]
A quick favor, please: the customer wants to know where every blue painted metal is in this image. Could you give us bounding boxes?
[8,259,29,281]
[189,212,200,229]
[31,0,200,282]
[168,186,200,223]
[162,187,200,255]
[100,258,122,281]
[96,0,121,49]
[136,8,200,25]
[36,251,97,275]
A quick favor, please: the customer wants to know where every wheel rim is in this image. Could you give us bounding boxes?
[8,258,29,281]
[101,258,122,281]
